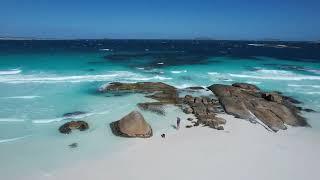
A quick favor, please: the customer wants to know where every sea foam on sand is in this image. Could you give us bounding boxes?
[30,114,320,180]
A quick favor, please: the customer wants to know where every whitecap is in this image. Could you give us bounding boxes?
[3,96,41,99]
[0,135,30,143]
[229,69,320,81]
[0,69,21,75]
[288,84,320,88]
[99,48,110,51]
[0,118,25,122]
[208,72,220,75]
[32,117,65,124]
[246,81,262,84]
[32,112,95,124]
[130,75,172,81]
[248,43,265,47]
[157,62,164,65]
[171,70,187,74]
[303,92,320,95]
[174,84,197,89]
[0,71,150,84]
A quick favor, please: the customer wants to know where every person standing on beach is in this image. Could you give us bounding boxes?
[177,117,181,130]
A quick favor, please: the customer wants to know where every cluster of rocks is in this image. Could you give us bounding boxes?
[59,121,89,134]
[182,95,226,130]
[57,82,311,139]
[208,83,309,132]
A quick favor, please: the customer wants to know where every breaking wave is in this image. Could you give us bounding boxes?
[0,69,21,75]
[0,71,172,84]
[288,84,320,88]
[2,96,41,99]
[0,118,25,122]
[171,70,187,74]
[229,69,320,81]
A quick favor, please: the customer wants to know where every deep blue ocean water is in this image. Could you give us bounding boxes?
[0,40,320,179]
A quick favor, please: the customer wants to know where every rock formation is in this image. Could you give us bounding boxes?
[182,95,226,130]
[110,111,153,138]
[59,121,89,134]
[208,83,309,132]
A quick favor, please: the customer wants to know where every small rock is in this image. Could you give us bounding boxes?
[183,107,193,114]
[303,108,316,112]
[186,125,193,128]
[217,126,224,130]
[63,111,86,118]
[69,143,78,148]
[187,118,193,121]
[193,122,200,127]
[59,121,89,134]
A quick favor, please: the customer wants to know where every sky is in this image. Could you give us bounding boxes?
[0,0,320,40]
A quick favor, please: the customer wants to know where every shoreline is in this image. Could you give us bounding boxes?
[26,114,320,180]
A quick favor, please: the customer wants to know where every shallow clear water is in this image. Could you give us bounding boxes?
[0,40,320,179]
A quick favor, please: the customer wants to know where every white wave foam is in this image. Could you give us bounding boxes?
[0,135,30,143]
[32,112,94,124]
[174,84,198,89]
[130,75,172,81]
[3,96,41,99]
[0,71,166,84]
[288,84,320,88]
[229,69,320,81]
[0,118,25,122]
[246,81,262,84]
[99,48,110,51]
[171,70,187,74]
[0,69,21,75]
[303,92,320,95]
[32,117,65,124]
[157,62,164,65]
[208,72,220,75]
[304,68,320,75]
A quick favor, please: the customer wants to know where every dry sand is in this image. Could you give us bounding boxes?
[29,114,320,180]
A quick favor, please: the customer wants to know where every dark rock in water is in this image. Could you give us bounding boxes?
[193,122,200,126]
[303,108,316,112]
[138,102,165,115]
[63,111,86,118]
[186,125,193,128]
[186,86,205,90]
[187,118,193,121]
[100,82,178,104]
[69,143,78,148]
[283,96,302,104]
[110,111,153,138]
[208,83,309,132]
[59,121,89,134]
[217,126,224,130]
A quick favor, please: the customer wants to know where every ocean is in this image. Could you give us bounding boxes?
[0,39,320,179]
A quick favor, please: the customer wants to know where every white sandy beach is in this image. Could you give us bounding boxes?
[26,114,320,180]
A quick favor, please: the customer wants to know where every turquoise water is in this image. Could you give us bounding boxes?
[0,41,320,179]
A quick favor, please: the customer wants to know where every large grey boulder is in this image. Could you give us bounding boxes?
[110,111,153,138]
